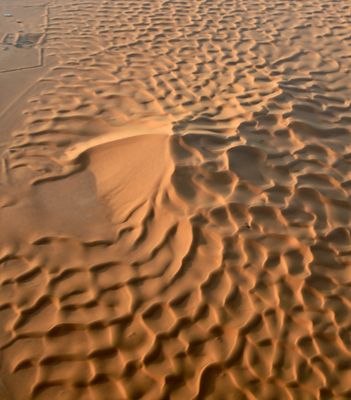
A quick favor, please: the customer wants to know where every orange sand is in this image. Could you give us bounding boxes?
[1,1,351,399]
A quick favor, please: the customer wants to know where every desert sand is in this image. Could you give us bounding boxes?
[1,0,351,399]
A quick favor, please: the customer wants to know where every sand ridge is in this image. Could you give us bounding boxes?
[1,0,351,399]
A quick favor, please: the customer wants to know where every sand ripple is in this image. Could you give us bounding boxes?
[1,0,351,399]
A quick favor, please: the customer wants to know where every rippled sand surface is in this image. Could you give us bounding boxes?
[1,1,351,399]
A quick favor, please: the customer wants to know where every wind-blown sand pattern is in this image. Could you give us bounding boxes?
[1,0,351,399]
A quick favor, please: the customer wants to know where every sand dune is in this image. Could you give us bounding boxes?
[1,0,351,399]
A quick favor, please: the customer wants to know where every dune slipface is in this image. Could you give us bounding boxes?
[1,0,351,399]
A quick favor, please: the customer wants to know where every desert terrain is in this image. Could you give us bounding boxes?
[1,1,351,399]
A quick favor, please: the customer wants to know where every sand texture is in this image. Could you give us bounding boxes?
[1,0,351,399]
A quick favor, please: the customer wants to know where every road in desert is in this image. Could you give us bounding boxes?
[1,1,351,399]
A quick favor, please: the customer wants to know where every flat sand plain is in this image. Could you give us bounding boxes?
[1,1,351,399]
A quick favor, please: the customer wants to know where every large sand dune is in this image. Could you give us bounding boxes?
[1,1,351,399]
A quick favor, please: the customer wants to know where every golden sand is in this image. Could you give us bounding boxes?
[1,1,351,399]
